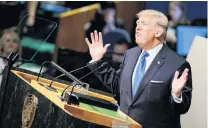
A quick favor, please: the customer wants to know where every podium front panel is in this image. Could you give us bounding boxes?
[0,70,106,128]
[0,68,141,128]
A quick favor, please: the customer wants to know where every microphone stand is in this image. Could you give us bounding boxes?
[36,61,58,92]
[48,62,97,92]
[61,63,104,105]
[36,61,86,93]
[0,52,19,126]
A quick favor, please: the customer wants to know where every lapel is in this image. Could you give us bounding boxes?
[131,44,167,105]
[127,47,142,102]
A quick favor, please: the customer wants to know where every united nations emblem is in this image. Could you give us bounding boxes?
[22,94,38,128]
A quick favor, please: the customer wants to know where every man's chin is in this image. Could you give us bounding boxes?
[136,42,145,48]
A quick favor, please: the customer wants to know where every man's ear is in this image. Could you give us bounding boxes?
[155,27,163,38]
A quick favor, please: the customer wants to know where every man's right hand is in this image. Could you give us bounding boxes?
[85,30,110,61]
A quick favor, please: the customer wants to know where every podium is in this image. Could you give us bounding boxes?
[0,68,141,128]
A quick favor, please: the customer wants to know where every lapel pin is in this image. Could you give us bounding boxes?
[157,61,160,65]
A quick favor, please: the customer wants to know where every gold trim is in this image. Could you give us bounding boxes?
[60,3,100,18]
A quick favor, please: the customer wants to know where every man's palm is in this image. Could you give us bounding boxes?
[172,68,189,96]
[85,31,110,61]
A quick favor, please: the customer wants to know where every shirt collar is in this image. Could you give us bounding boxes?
[142,43,163,59]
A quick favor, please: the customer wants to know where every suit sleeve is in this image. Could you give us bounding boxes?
[88,53,126,95]
[170,61,192,114]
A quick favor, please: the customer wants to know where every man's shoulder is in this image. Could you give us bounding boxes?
[126,46,141,53]
[164,45,190,68]
[124,46,142,60]
[165,45,186,62]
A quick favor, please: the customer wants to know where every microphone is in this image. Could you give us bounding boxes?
[36,61,57,92]
[60,63,119,111]
[48,61,97,91]
[51,61,84,85]
[37,61,51,81]
[36,61,85,92]
[60,63,105,105]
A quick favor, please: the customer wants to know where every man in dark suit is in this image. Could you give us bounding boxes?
[85,9,192,128]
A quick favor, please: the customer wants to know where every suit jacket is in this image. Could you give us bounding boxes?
[88,44,192,128]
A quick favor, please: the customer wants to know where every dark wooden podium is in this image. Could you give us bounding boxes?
[0,68,141,128]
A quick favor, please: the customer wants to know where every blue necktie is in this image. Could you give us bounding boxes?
[132,51,149,97]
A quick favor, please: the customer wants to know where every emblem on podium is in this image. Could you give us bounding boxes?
[22,93,38,128]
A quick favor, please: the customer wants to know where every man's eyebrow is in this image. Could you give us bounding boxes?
[137,21,146,24]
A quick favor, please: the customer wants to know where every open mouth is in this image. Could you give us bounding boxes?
[136,31,141,35]
[136,33,141,36]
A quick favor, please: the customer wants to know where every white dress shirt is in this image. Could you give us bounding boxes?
[132,43,182,103]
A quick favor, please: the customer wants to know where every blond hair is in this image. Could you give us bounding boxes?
[0,27,20,55]
[136,9,168,40]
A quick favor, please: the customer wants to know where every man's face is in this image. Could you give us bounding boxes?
[103,8,116,24]
[135,16,156,49]
[112,43,128,63]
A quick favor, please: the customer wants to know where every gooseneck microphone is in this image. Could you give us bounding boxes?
[51,61,84,85]
[36,61,57,92]
[48,61,97,90]
[36,61,84,92]
[37,61,51,81]
[61,63,104,104]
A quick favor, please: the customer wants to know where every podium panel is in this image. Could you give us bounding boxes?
[0,68,141,128]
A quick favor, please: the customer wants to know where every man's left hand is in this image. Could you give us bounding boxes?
[172,68,189,97]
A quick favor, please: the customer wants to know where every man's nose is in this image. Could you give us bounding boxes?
[136,25,141,31]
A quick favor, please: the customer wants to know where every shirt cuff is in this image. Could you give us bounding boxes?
[172,91,183,103]
[89,59,101,64]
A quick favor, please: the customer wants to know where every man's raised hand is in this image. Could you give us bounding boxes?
[85,30,110,61]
